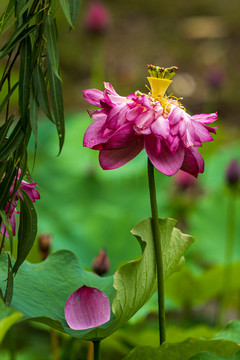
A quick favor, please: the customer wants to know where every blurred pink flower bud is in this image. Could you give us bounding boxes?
[92,248,110,276]
[226,159,240,187]
[64,285,111,330]
[84,1,111,34]
[38,233,52,260]
[174,170,197,191]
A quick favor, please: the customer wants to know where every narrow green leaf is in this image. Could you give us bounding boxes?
[47,56,65,154]
[30,83,39,143]
[4,254,13,307]
[0,25,38,59]
[0,82,19,114]
[0,0,15,34]
[59,0,73,28]
[13,191,37,274]
[50,0,58,17]
[0,163,18,208]
[0,115,14,147]
[17,0,35,19]
[69,0,81,26]
[19,37,32,124]
[45,15,60,78]
[15,0,27,18]
[33,64,53,122]
[0,120,24,162]
[0,210,13,254]
[0,298,23,343]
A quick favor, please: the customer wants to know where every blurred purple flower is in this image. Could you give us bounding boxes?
[205,68,226,89]
[83,78,217,177]
[226,159,240,187]
[64,285,111,330]
[0,170,40,237]
[92,248,110,276]
[84,1,111,34]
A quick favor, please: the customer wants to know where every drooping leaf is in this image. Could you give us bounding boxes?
[0,162,18,209]
[16,0,35,19]
[69,0,81,27]
[15,0,26,18]
[12,191,37,274]
[0,0,15,34]
[0,120,24,162]
[29,83,39,143]
[0,82,19,114]
[47,55,65,154]
[59,0,73,28]
[45,15,59,78]
[122,338,240,360]
[32,64,53,122]
[0,298,23,343]
[0,115,14,146]
[0,24,38,59]
[0,210,13,254]
[0,218,193,340]
[19,37,32,126]
[59,0,81,28]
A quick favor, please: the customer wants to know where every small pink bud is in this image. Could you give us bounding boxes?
[92,249,110,276]
[64,285,111,330]
[38,233,52,260]
[84,1,111,34]
[226,159,240,187]
[174,170,197,191]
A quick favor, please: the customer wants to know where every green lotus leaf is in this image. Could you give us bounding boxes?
[123,338,240,360]
[0,298,23,343]
[191,321,240,359]
[0,218,193,340]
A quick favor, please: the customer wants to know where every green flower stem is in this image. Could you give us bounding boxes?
[147,158,166,345]
[93,340,101,360]
[50,328,60,360]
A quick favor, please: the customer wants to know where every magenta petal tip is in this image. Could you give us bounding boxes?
[64,285,111,330]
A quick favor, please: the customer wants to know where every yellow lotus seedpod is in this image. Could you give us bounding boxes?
[147,77,172,97]
[146,65,178,97]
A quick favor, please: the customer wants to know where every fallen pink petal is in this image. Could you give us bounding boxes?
[64,285,111,330]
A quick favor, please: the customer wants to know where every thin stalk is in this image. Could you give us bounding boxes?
[87,341,94,360]
[147,158,166,345]
[93,340,101,360]
[50,328,60,360]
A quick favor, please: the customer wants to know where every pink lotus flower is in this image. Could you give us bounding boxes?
[64,285,111,330]
[83,66,217,177]
[0,171,40,237]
